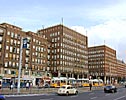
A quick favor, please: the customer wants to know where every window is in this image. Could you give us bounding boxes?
[0,44,2,49]
[17,48,19,53]
[4,70,8,74]
[16,55,19,60]
[5,53,8,58]
[12,62,15,67]
[13,47,16,53]
[25,57,29,62]
[5,62,8,67]
[0,37,2,42]
[9,61,11,67]
[15,34,17,38]
[11,32,14,38]
[6,46,9,50]
[33,39,36,42]
[33,45,35,49]
[10,39,13,45]
[10,46,13,52]
[16,63,18,67]
[26,50,29,55]
[11,71,15,74]
[9,54,12,59]
[27,44,30,48]
[14,40,16,45]
[17,41,20,45]
[7,31,10,35]
[13,54,16,60]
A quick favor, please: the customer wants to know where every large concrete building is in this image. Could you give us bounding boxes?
[0,23,48,86]
[88,45,117,83]
[0,22,126,86]
[88,45,126,83]
[116,59,126,81]
[38,24,88,79]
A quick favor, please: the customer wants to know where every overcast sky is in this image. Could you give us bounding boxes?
[0,0,126,61]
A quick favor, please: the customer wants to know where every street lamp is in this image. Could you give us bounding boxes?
[17,37,27,94]
[109,64,112,84]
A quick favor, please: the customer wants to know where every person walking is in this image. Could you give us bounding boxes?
[89,82,92,91]
[26,82,29,90]
[10,81,14,91]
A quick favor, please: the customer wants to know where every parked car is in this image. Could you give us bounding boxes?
[0,95,6,100]
[57,85,78,96]
[104,85,117,93]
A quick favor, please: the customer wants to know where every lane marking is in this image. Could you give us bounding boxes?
[105,94,110,96]
[5,94,49,97]
[90,97,97,99]
[89,93,94,95]
[40,98,53,100]
[113,96,126,100]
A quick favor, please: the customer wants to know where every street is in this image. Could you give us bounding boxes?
[5,87,126,100]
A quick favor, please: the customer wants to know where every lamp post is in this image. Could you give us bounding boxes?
[109,64,112,84]
[17,37,27,94]
[17,37,23,94]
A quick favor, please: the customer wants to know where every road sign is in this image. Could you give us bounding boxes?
[23,38,27,48]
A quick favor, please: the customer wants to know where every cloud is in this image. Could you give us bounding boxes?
[71,19,126,61]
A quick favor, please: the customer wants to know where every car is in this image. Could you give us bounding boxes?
[57,85,78,96]
[104,85,117,93]
[0,95,6,100]
[43,83,50,88]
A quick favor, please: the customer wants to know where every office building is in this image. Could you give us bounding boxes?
[88,45,117,83]
[0,23,48,86]
[116,59,126,81]
[38,24,88,79]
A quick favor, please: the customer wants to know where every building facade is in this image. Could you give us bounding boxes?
[0,23,25,80]
[25,31,48,85]
[38,24,88,79]
[116,59,126,81]
[0,22,126,86]
[0,23,49,86]
[88,45,117,84]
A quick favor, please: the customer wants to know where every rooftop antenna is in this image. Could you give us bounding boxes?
[13,22,15,27]
[86,30,87,36]
[42,25,44,29]
[104,40,106,46]
[61,17,63,25]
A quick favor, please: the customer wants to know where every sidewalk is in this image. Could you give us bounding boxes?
[0,86,104,95]
[0,87,58,95]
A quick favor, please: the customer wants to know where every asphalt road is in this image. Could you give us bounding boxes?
[6,87,126,100]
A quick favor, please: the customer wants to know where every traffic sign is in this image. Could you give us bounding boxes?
[23,38,27,48]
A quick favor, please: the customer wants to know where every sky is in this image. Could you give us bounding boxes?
[0,0,126,61]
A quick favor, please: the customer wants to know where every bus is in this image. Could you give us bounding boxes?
[50,77,67,88]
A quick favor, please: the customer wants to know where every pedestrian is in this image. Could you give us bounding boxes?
[10,84,14,90]
[89,82,92,91]
[26,82,29,90]
[10,81,13,90]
